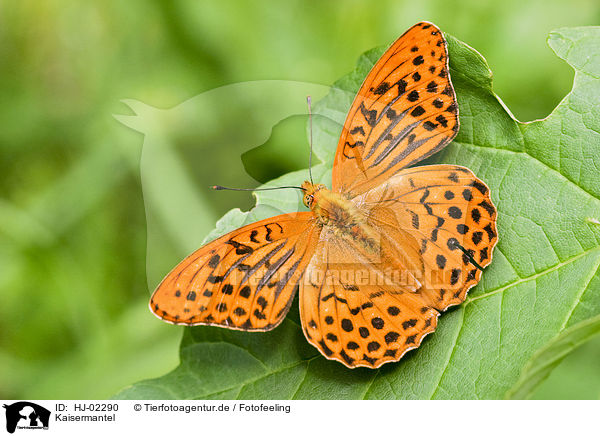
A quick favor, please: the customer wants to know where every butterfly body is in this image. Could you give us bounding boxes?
[303,180,377,248]
[150,22,498,369]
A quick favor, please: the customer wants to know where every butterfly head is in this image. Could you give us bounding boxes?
[301,181,326,209]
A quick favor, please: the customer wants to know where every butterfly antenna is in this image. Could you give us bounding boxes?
[212,185,305,192]
[307,96,314,184]
[452,241,484,271]
[212,97,318,195]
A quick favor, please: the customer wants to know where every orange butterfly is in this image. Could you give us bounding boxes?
[150,22,497,368]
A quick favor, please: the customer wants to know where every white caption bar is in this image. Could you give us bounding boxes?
[0,400,596,435]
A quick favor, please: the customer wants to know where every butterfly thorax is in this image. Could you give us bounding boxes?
[302,180,379,251]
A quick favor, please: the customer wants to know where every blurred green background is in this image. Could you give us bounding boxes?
[1,0,598,399]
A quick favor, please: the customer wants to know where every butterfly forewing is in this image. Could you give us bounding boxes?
[332,22,459,196]
[151,213,320,330]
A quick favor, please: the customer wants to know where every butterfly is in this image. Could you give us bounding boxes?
[150,22,498,368]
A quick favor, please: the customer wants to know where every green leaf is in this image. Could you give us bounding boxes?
[506,313,600,399]
[114,26,600,400]
[530,332,600,399]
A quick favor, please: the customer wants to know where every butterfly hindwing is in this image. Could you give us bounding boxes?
[300,236,439,368]
[357,164,498,311]
[332,21,459,196]
[151,213,319,330]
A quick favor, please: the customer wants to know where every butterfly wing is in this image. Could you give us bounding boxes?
[331,21,459,196]
[356,164,498,311]
[151,213,320,331]
[302,165,497,367]
[300,232,440,368]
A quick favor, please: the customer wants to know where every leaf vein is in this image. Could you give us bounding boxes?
[429,308,466,399]
[455,140,600,201]
[466,246,600,305]
[558,255,600,331]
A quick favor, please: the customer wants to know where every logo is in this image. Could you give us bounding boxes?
[3,402,50,434]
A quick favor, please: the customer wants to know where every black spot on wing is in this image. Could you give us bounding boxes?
[479,200,495,216]
[484,223,496,241]
[226,239,253,255]
[319,340,334,356]
[471,180,488,194]
[350,126,366,136]
[372,81,391,95]
[208,254,220,268]
[339,349,354,365]
[413,55,424,65]
[360,102,378,128]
